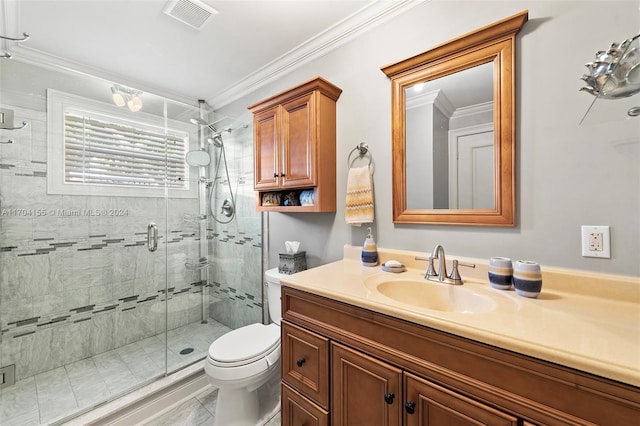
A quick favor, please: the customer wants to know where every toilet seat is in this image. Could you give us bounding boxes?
[208,323,280,367]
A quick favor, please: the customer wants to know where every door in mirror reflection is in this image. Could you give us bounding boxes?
[405,62,494,210]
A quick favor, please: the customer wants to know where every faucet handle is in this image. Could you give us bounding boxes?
[414,256,437,279]
[448,260,476,285]
[424,256,437,280]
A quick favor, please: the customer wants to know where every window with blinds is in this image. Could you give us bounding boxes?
[64,112,188,189]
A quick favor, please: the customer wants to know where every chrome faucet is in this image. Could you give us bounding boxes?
[431,244,448,282]
[415,243,476,285]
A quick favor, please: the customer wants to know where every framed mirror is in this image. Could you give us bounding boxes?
[382,11,527,226]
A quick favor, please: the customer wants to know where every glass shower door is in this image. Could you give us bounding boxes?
[0,58,173,425]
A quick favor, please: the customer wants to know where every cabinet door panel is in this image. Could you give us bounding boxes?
[281,93,316,188]
[254,106,280,190]
[332,342,402,426]
[282,383,329,426]
[405,372,518,426]
[282,321,330,409]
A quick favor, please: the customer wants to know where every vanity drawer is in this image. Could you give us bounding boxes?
[282,382,329,426]
[281,320,330,409]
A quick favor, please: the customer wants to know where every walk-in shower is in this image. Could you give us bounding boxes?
[0,58,262,425]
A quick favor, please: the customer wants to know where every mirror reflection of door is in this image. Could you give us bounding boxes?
[404,61,494,210]
[448,123,494,209]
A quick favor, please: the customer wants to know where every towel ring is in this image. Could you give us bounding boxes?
[347,142,372,168]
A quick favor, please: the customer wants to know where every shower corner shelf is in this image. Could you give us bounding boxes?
[183,213,208,224]
[185,258,209,271]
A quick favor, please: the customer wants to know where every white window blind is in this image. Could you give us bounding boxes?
[64,112,188,189]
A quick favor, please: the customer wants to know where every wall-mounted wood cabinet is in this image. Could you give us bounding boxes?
[248,77,342,212]
[281,286,640,426]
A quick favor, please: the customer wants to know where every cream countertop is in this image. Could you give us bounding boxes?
[280,245,640,388]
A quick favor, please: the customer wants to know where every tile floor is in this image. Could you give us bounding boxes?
[0,321,231,426]
[144,386,281,426]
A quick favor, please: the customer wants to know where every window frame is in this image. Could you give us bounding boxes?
[47,89,196,198]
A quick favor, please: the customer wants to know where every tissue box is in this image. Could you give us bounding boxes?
[278,251,307,274]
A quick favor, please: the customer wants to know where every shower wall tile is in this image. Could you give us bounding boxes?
[51,248,116,292]
[2,326,66,380]
[31,292,65,318]
[89,283,115,305]
[114,302,158,348]
[0,251,56,302]
[0,295,32,326]
[0,216,33,243]
[63,312,116,364]
[63,288,91,312]
[208,289,262,330]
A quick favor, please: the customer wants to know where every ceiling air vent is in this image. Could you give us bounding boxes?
[163,0,218,31]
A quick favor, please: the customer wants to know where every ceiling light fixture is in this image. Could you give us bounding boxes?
[111,87,126,107]
[111,84,143,112]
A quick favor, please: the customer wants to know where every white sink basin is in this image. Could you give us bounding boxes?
[364,275,497,314]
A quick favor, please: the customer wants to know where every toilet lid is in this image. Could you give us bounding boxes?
[208,323,280,365]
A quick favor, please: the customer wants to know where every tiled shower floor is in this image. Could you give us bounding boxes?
[0,320,231,426]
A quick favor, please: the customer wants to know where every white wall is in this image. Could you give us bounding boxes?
[218,1,640,277]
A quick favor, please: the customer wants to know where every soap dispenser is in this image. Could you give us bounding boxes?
[362,227,379,267]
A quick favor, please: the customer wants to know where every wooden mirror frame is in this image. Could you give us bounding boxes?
[381,11,527,226]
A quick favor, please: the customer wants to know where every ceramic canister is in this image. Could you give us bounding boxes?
[488,257,513,290]
[513,260,543,298]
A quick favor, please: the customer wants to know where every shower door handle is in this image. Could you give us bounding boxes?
[147,222,158,252]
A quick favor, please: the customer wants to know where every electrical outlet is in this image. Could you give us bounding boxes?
[581,226,611,258]
[588,232,603,251]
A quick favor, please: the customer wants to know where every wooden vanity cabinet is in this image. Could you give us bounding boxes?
[282,382,329,426]
[404,372,517,426]
[281,286,640,426]
[332,342,402,426]
[249,77,342,212]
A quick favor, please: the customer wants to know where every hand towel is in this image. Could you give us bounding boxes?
[345,165,374,225]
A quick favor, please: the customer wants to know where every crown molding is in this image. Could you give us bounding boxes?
[207,0,427,109]
[2,0,427,110]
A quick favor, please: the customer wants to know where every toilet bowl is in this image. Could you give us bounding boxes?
[205,268,283,426]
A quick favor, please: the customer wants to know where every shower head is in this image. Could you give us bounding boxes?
[189,117,219,133]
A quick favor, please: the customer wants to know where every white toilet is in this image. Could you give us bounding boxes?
[205,268,283,426]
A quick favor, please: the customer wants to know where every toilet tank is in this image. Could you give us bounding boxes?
[265,268,283,325]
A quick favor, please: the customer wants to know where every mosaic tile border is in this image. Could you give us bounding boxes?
[0,229,261,254]
[1,279,262,339]
[0,159,47,177]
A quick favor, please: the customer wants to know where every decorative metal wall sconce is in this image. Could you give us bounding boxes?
[580,34,640,100]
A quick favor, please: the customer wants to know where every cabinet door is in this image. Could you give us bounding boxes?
[404,372,518,426]
[254,106,280,190]
[281,93,316,188]
[332,342,402,426]
[282,321,330,409]
[282,383,329,426]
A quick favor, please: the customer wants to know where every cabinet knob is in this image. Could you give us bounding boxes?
[280,173,285,177]
[384,392,395,404]
[405,401,416,414]
[273,173,278,178]
[296,358,305,367]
